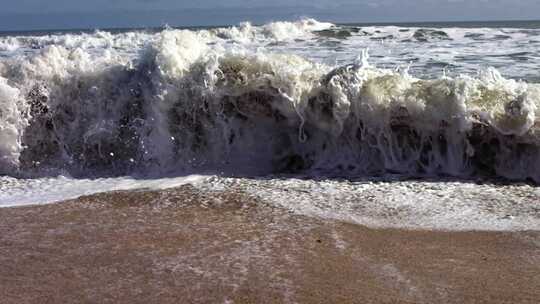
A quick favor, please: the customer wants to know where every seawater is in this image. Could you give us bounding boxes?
[0,19,539,231]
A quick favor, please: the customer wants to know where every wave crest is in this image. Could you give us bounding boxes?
[1,24,539,181]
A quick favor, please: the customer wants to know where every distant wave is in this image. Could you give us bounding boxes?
[1,19,539,181]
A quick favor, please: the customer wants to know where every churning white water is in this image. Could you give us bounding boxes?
[0,19,539,230]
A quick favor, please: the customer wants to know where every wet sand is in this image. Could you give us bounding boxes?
[1,185,539,303]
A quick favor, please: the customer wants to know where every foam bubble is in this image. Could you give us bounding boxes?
[0,20,539,181]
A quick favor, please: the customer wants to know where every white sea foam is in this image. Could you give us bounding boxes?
[0,174,208,207]
[1,174,538,231]
[0,19,539,232]
[0,76,27,172]
[0,19,540,181]
[200,176,540,231]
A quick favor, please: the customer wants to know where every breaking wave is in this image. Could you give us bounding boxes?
[1,21,540,182]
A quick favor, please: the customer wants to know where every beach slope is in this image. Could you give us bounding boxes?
[1,185,539,303]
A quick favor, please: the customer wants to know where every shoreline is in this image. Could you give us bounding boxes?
[1,185,539,303]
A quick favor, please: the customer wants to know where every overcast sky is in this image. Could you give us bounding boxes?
[1,0,540,31]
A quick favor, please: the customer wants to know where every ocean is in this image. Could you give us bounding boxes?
[0,19,539,230]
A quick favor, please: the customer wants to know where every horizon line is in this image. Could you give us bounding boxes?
[1,18,540,35]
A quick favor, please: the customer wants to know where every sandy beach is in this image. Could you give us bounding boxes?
[1,185,539,304]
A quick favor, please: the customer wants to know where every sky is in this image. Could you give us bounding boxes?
[1,0,540,31]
